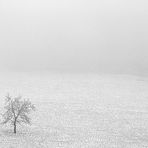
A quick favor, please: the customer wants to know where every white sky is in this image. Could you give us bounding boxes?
[0,0,148,75]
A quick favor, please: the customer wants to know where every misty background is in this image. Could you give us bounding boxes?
[0,0,148,75]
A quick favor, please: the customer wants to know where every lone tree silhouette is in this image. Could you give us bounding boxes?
[2,94,35,134]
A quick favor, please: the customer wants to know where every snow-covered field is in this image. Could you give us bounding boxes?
[0,72,148,147]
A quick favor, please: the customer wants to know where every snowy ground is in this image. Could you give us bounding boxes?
[0,72,148,147]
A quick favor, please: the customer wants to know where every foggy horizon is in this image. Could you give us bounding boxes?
[1,1,148,147]
[0,0,148,76]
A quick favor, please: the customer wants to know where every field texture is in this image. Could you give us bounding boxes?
[0,73,148,148]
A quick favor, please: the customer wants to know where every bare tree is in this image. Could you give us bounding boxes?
[2,94,35,134]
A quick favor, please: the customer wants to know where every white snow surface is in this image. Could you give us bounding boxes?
[0,72,148,147]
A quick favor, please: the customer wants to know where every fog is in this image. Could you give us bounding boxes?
[0,0,148,75]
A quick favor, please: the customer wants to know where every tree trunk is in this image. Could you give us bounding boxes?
[14,121,16,134]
